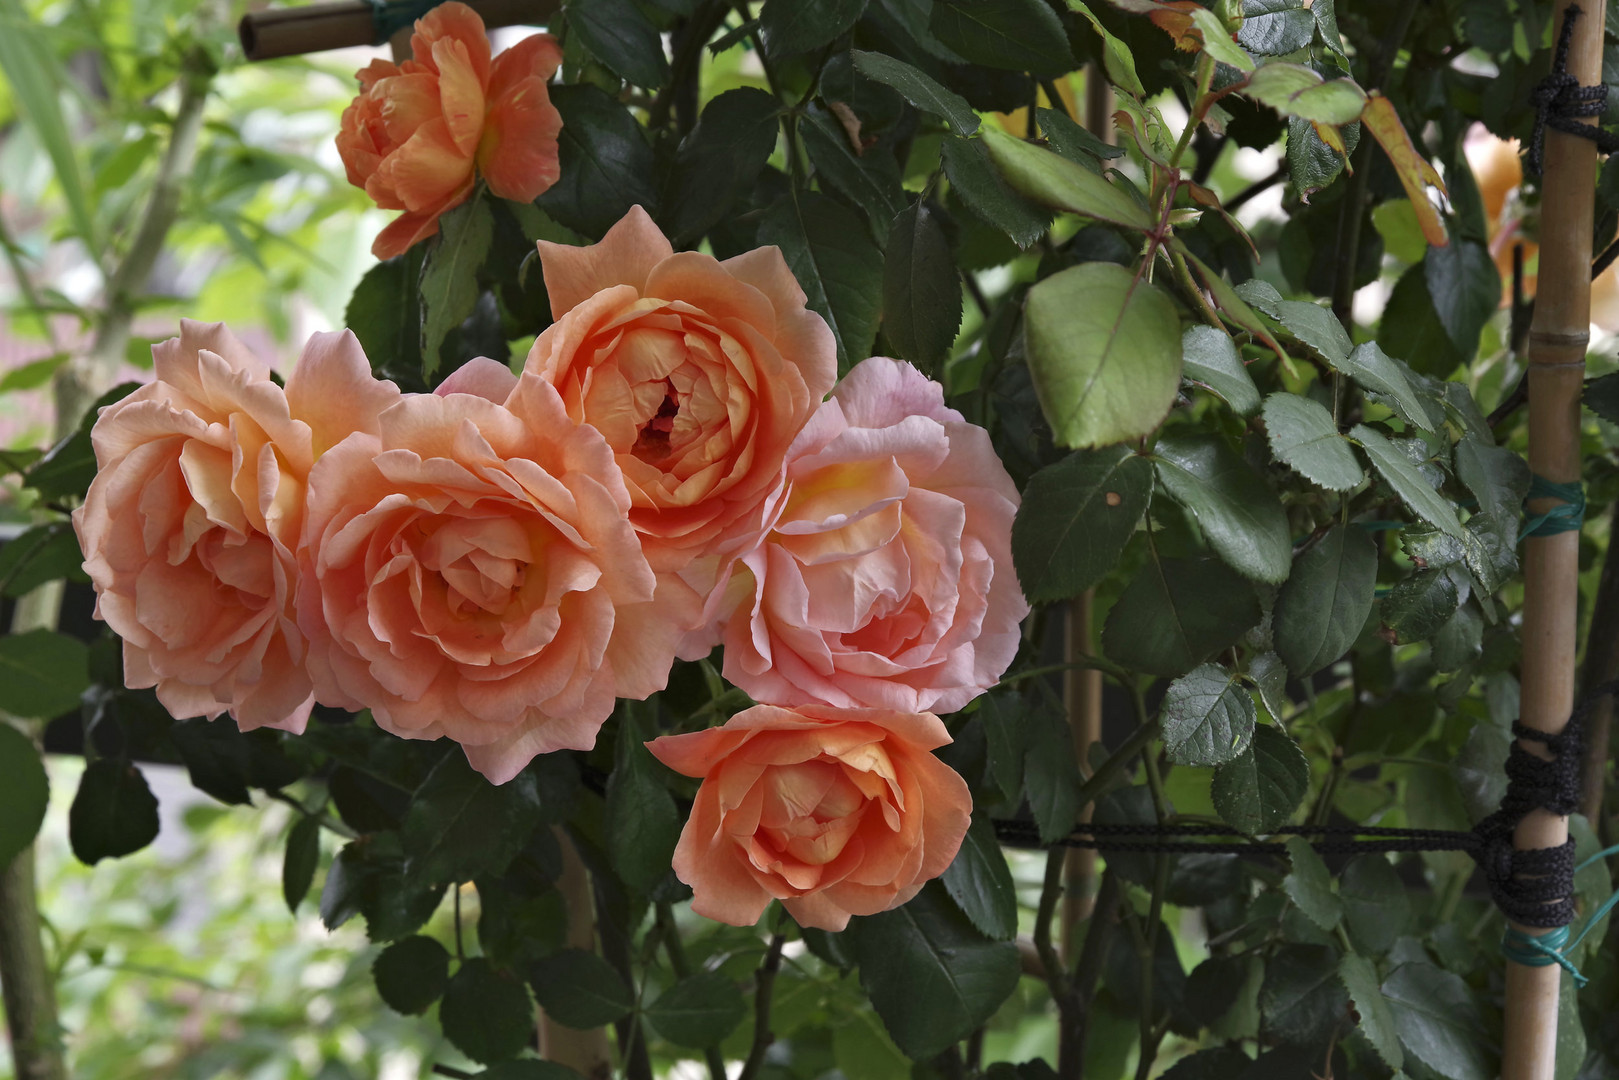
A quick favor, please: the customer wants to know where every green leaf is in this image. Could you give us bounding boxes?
[400,753,544,885]
[1454,435,1530,523]
[373,935,452,1015]
[1024,702,1083,843]
[1261,393,1362,491]
[929,0,1075,75]
[978,126,1155,232]
[1188,7,1256,71]
[1340,952,1404,1071]
[760,0,867,54]
[1287,117,1354,198]
[1272,297,1353,363]
[605,723,682,895]
[168,718,254,805]
[568,0,669,86]
[419,196,495,382]
[1036,106,1126,166]
[644,973,748,1048]
[0,628,88,720]
[1024,262,1182,448]
[440,957,536,1064]
[979,692,1028,804]
[282,813,321,913]
[537,84,658,237]
[1154,434,1293,584]
[1239,0,1316,56]
[940,815,1018,940]
[1065,0,1145,97]
[847,883,1021,1060]
[1159,1047,1252,1080]
[69,758,160,864]
[1282,836,1342,932]
[1103,554,1261,677]
[1336,342,1444,432]
[1011,446,1151,602]
[1211,725,1308,833]
[802,106,907,238]
[1272,524,1377,677]
[1260,943,1348,1046]
[477,1062,583,1080]
[850,50,980,136]
[1248,650,1289,722]
[0,4,97,250]
[942,135,1052,248]
[833,1007,911,1080]
[0,725,49,869]
[320,833,447,940]
[0,351,68,393]
[1161,664,1257,767]
[1351,424,1464,536]
[1243,63,1366,124]
[528,948,635,1029]
[1340,854,1411,955]
[882,201,963,370]
[346,250,424,384]
[0,521,90,598]
[1382,570,1461,644]
[24,382,140,501]
[1584,371,1619,425]
[1431,602,1482,673]
[1378,243,1499,377]
[1181,325,1260,414]
[759,192,883,372]
[1380,962,1494,1080]
[660,87,780,245]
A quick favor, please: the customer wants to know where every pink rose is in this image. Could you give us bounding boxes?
[647,703,972,931]
[714,357,1029,714]
[522,206,837,627]
[298,372,671,783]
[72,320,396,732]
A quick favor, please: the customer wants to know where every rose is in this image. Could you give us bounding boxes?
[522,205,837,625]
[335,2,562,259]
[646,703,971,930]
[298,371,674,783]
[72,320,397,732]
[712,357,1029,714]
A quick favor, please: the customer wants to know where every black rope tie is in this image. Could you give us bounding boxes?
[1527,4,1619,176]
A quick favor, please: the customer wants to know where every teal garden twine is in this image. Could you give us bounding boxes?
[1500,843,1619,987]
[1520,474,1586,541]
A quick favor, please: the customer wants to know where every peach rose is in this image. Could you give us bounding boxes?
[712,357,1029,714]
[647,703,972,930]
[336,2,562,259]
[522,206,837,628]
[72,320,397,733]
[298,372,674,783]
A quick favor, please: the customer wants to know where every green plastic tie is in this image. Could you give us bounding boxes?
[1499,842,1619,987]
[368,0,441,46]
[1519,474,1585,541]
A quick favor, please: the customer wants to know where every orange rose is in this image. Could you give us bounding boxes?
[523,206,837,628]
[646,703,972,930]
[336,2,563,259]
[298,373,674,784]
[72,321,398,732]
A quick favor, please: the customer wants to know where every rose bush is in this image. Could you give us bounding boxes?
[646,702,971,931]
[336,1,562,258]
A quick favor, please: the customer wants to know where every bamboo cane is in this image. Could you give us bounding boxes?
[238,0,556,61]
[1505,3,1604,1077]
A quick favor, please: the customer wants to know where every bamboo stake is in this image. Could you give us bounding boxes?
[238,0,556,61]
[1506,3,1604,1077]
[540,829,613,1079]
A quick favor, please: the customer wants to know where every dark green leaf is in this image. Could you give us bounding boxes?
[440,957,536,1064]
[1011,446,1152,602]
[802,106,907,237]
[1261,393,1362,491]
[1339,952,1404,1071]
[346,250,424,384]
[1260,943,1347,1046]
[23,382,140,501]
[758,192,883,372]
[283,813,321,912]
[1181,325,1260,414]
[0,725,49,868]
[0,628,88,720]
[979,692,1028,804]
[847,883,1021,1060]
[1337,342,1444,432]
[400,753,544,885]
[1159,1046,1251,1080]
[882,201,963,369]
[1339,854,1410,955]
[528,948,635,1028]
[940,815,1018,940]
[644,972,748,1047]
[537,84,658,237]
[1454,434,1530,523]
[1273,298,1352,364]
[1023,261,1182,448]
[605,724,682,895]
[1352,424,1464,536]
[851,50,980,136]
[1024,702,1083,843]
[1211,725,1308,833]
[660,88,780,245]
[420,196,495,382]
[168,718,253,805]
[1273,524,1377,677]
[1103,554,1261,677]
[1036,106,1126,165]
[1162,664,1257,767]
[1238,0,1316,55]
[0,522,89,598]
[1282,836,1342,932]
[568,0,670,86]
[1584,371,1619,425]
[1378,243,1499,377]
[373,935,451,1015]
[1154,433,1293,584]
[69,758,159,864]
[477,1060,583,1080]
[1381,962,1494,1080]
[760,0,867,54]
[929,0,1075,75]
[1383,570,1461,644]
[1431,602,1483,672]
[320,833,447,940]
[942,135,1051,248]
[1248,651,1288,721]
[1286,117,1353,197]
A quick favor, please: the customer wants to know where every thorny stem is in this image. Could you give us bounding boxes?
[737,925,787,1080]
[1035,848,1069,1000]
[657,903,727,1080]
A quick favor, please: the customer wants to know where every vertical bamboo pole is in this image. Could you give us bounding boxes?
[1506,3,1604,1076]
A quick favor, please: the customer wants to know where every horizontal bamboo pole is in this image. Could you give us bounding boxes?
[238,0,558,61]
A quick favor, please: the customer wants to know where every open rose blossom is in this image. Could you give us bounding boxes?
[647,703,971,930]
[298,370,675,784]
[523,206,837,627]
[336,2,562,259]
[712,357,1029,714]
[72,320,398,733]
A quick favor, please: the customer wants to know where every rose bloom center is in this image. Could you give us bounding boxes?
[750,748,902,871]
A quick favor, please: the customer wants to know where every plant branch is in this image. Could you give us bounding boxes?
[737,926,787,1080]
[657,902,727,1080]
